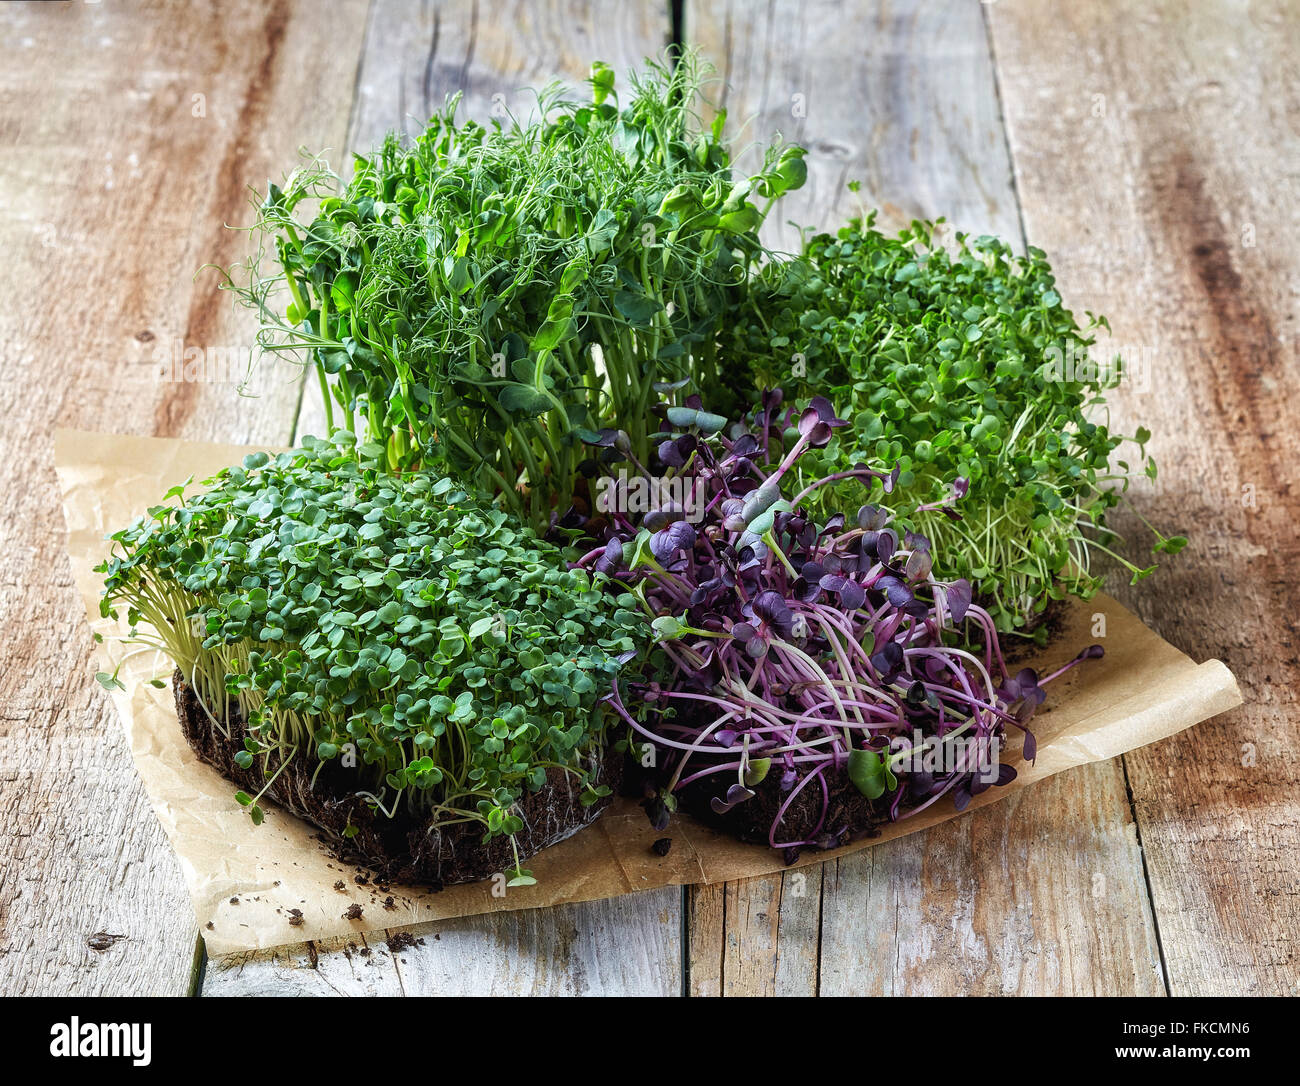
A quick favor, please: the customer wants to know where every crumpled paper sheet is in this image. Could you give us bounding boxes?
[55,429,1244,955]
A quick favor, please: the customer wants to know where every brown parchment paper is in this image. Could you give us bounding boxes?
[55,429,1244,956]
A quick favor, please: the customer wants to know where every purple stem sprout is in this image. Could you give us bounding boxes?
[581,393,1101,856]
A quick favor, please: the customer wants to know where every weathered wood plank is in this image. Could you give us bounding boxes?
[988,0,1300,996]
[684,0,1165,995]
[689,864,824,996]
[350,0,673,148]
[206,893,682,997]
[687,0,1023,254]
[819,766,1164,995]
[221,0,683,996]
[0,0,370,995]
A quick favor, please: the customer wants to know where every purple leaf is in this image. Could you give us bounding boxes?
[862,528,898,565]
[1021,727,1038,762]
[874,575,913,608]
[641,795,671,831]
[580,427,627,449]
[650,520,696,564]
[870,641,904,678]
[904,548,933,582]
[644,502,685,533]
[794,577,821,604]
[904,530,931,552]
[658,438,686,467]
[839,581,866,611]
[709,783,756,815]
[946,579,972,624]
[753,590,794,638]
[819,572,847,593]
[726,783,755,805]
[593,538,625,575]
[857,504,889,531]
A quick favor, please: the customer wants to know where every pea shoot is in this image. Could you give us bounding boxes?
[226,53,805,531]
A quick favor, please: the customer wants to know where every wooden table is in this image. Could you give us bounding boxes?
[2,0,1295,997]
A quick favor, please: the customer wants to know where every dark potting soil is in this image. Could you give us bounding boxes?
[172,671,622,889]
[1001,596,1071,667]
[622,743,883,865]
[677,766,884,863]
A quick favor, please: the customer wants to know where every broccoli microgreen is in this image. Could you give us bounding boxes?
[96,434,645,857]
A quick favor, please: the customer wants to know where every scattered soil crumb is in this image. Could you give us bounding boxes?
[205,922,214,931]
[354,873,370,886]
[287,909,304,928]
[229,896,239,905]
[651,837,672,857]
[386,931,424,953]
[342,903,363,921]
[333,881,346,892]
[87,932,125,952]
[382,896,397,911]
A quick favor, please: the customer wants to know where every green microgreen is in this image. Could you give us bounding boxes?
[96,434,645,853]
[731,211,1172,634]
[225,52,805,531]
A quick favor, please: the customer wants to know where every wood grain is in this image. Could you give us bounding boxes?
[989,0,1300,996]
[683,0,1165,996]
[687,0,1023,254]
[818,767,1164,995]
[247,0,683,997]
[205,893,682,997]
[0,0,370,995]
[688,861,824,996]
[349,0,672,147]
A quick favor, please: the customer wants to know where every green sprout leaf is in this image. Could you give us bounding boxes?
[847,748,897,801]
[95,671,125,693]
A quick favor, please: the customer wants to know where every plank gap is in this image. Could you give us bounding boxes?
[979,0,1030,252]
[1120,753,1171,997]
